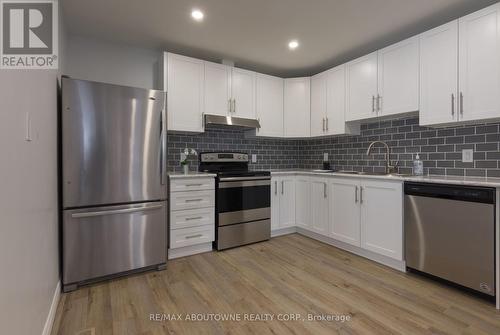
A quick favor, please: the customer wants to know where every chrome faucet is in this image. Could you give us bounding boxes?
[366,141,398,174]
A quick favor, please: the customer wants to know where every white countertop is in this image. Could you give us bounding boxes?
[268,170,500,188]
[168,171,216,179]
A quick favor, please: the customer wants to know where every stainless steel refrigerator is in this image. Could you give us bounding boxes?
[61,78,167,292]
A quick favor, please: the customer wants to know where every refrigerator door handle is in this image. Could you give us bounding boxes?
[160,106,167,185]
[71,204,163,218]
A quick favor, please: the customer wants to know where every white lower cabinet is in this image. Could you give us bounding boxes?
[271,174,404,265]
[271,176,296,230]
[329,178,361,246]
[168,176,215,259]
[310,177,329,235]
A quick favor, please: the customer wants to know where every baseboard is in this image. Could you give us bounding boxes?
[42,281,61,335]
[271,226,297,237]
[296,227,406,272]
[168,243,213,259]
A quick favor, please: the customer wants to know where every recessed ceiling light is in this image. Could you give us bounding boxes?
[191,9,204,21]
[288,40,299,50]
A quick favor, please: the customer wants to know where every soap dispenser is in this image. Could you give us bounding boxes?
[413,153,423,176]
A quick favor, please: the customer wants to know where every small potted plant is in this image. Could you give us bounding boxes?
[181,147,198,174]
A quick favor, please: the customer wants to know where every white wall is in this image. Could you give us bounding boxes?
[66,35,161,89]
[0,2,65,334]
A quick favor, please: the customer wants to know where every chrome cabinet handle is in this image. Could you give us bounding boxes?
[281,181,284,195]
[322,118,325,131]
[72,204,163,218]
[355,186,358,203]
[451,93,455,116]
[372,96,375,113]
[233,99,236,114]
[186,183,203,187]
[360,186,364,204]
[323,183,327,198]
[376,95,381,112]
[460,92,464,116]
[326,117,329,131]
[185,199,203,202]
[185,234,203,239]
[274,181,277,195]
[185,216,203,221]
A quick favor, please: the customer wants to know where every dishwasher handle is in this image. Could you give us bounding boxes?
[404,182,495,204]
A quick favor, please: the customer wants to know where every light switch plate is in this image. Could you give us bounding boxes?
[462,149,474,163]
[323,153,328,161]
[252,154,257,163]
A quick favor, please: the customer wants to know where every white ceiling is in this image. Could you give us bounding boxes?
[62,0,499,77]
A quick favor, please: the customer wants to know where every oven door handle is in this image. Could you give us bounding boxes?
[219,176,271,182]
[219,180,271,188]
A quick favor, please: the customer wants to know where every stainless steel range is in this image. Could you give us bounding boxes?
[199,152,271,250]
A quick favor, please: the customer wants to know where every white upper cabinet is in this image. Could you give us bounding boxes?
[310,71,328,137]
[419,21,459,126]
[255,73,284,137]
[204,61,232,116]
[360,180,403,260]
[284,77,311,137]
[377,36,420,117]
[231,68,256,119]
[458,3,500,122]
[346,52,378,121]
[166,53,204,132]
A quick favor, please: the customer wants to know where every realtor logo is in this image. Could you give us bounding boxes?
[1,0,58,69]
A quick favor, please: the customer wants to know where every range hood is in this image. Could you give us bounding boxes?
[204,114,261,129]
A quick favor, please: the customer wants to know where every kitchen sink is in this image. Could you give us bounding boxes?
[336,170,412,177]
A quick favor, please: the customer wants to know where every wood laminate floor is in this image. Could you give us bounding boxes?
[51,234,500,335]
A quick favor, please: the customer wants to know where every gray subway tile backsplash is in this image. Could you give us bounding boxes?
[167,116,500,176]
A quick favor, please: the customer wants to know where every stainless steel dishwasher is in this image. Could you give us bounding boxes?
[405,182,496,296]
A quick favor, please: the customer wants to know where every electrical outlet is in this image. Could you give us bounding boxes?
[251,154,257,163]
[323,153,328,161]
[462,149,474,163]
[180,153,187,161]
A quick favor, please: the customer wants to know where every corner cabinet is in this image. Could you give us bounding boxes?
[255,73,284,137]
[284,78,311,138]
[164,53,204,132]
[346,52,378,122]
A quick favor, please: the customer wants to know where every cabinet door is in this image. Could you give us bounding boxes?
[284,78,311,137]
[458,3,500,122]
[295,176,311,230]
[256,74,284,137]
[419,21,459,126]
[310,178,329,235]
[310,72,327,137]
[378,36,420,117]
[326,65,350,135]
[279,178,296,228]
[346,52,378,121]
[231,68,256,119]
[329,179,360,246]
[204,61,231,116]
[360,181,403,260]
[271,177,281,231]
[167,53,204,132]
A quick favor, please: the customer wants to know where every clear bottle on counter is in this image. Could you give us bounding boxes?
[413,153,424,176]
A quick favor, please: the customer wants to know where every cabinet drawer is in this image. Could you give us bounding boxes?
[170,190,214,211]
[170,207,214,229]
[170,225,214,249]
[170,178,214,192]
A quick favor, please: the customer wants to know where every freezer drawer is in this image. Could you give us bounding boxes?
[63,201,167,286]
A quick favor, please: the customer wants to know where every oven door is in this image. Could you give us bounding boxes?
[217,177,271,226]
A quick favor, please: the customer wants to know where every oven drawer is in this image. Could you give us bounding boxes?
[171,190,214,211]
[170,225,214,249]
[170,178,214,192]
[171,207,215,230]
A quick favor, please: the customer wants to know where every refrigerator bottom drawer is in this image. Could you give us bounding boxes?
[63,201,167,285]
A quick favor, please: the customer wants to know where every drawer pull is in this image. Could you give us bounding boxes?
[185,216,203,221]
[186,183,203,187]
[185,199,203,202]
[185,234,203,239]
